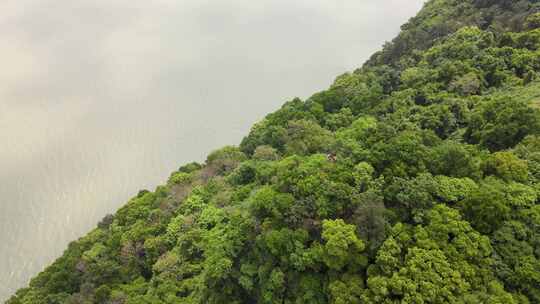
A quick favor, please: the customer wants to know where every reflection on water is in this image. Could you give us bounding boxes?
[0,0,424,300]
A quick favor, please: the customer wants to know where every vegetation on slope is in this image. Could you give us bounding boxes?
[8,1,540,303]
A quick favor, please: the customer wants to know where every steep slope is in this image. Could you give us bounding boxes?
[365,0,538,68]
[8,1,540,303]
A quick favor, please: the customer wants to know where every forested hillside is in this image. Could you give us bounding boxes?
[8,0,540,303]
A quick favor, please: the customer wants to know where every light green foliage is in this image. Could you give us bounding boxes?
[165,214,186,244]
[428,141,482,178]
[82,243,107,263]
[206,146,247,175]
[252,145,280,161]
[248,186,294,221]
[370,130,435,179]
[515,134,540,181]
[450,72,482,96]
[284,119,334,156]
[504,182,537,209]
[385,173,439,222]
[178,192,206,215]
[466,97,540,151]
[433,175,477,203]
[272,154,356,218]
[334,116,376,154]
[198,205,226,228]
[328,273,364,304]
[321,219,365,270]
[492,220,540,302]
[324,107,355,131]
[463,177,537,234]
[376,247,469,303]
[526,13,540,30]
[365,205,504,303]
[483,151,529,182]
[462,178,512,234]
[353,162,375,191]
[168,171,192,185]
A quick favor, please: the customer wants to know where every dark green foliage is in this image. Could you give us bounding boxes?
[9,1,540,303]
[465,96,540,151]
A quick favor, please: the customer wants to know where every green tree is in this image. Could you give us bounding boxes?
[320,219,366,270]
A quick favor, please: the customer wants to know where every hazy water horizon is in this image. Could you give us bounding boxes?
[0,1,424,301]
